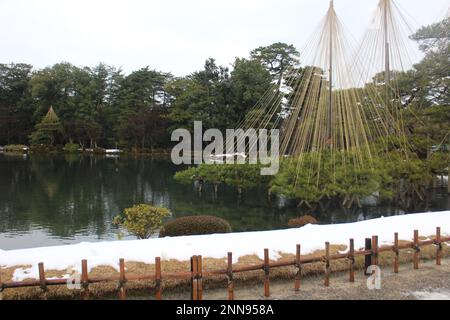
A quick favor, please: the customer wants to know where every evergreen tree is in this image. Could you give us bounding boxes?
[250,42,300,87]
[30,106,62,145]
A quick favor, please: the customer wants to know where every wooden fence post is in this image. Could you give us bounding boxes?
[364,238,372,275]
[81,259,89,300]
[371,236,378,267]
[0,267,3,300]
[349,239,355,283]
[227,252,234,300]
[190,256,198,300]
[393,232,399,273]
[436,227,442,266]
[38,262,47,300]
[263,249,270,298]
[295,244,301,291]
[118,258,126,300]
[197,255,203,301]
[324,242,330,287]
[413,230,420,270]
[155,257,162,300]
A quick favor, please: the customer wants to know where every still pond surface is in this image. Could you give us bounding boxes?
[1,153,449,250]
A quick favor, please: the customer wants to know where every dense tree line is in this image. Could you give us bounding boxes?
[0,43,300,150]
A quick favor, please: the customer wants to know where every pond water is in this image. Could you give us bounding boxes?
[0,153,449,250]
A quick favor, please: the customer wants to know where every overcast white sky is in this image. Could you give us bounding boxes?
[0,0,448,76]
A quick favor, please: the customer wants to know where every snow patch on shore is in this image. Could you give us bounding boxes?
[412,289,450,300]
[1,211,449,281]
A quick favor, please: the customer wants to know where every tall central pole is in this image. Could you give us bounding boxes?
[328,0,333,145]
[384,0,390,91]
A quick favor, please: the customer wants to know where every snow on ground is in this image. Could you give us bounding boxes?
[412,289,450,300]
[1,211,449,281]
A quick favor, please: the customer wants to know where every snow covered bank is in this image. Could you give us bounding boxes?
[1,211,449,281]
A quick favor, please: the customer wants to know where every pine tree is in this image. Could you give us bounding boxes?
[30,106,62,145]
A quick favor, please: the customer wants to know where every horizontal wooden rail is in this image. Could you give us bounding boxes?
[1,230,449,299]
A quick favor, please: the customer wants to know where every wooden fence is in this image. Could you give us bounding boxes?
[0,227,449,300]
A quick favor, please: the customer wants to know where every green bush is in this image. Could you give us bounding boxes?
[221,163,263,194]
[113,204,171,239]
[159,215,232,237]
[382,152,432,203]
[270,151,393,207]
[427,152,449,175]
[63,143,80,153]
[174,166,200,184]
[174,163,268,195]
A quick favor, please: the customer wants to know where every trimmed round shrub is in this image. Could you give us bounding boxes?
[288,215,318,228]
[159,215,232,237]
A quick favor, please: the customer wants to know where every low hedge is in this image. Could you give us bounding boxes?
[29,144,60,153]
[159,215,232,237]
[287,215,318,228]
[3,145,28,152]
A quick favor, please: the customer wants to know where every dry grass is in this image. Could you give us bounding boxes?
[1,241,448,300]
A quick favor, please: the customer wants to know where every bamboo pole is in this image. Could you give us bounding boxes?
[328,0,334,143]
[38,262,47,300]
[384,0,391,91]
[118,259,126,300]
[197,255,203,301]
[349,239,355,283]
[191,256,198,301]
[324,242,330,287]
[263,249,270,297]
[0,266,3,300]
[393,232,399,273]
[413,230,420,270]
[436,227,442,266]
[364,238,372,275]
[81,259,89,300]
[371,236,378,266]
[155,257,162,300]
[295,244,301,291]
[227,252,234,300]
